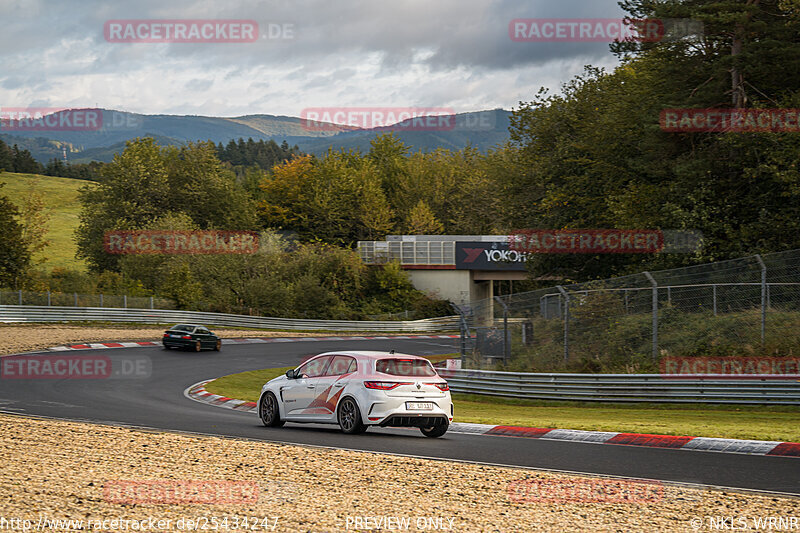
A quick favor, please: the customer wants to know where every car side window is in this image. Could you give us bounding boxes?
[197,328,209,334]
[296,356,333,378]
[324,356,356,376]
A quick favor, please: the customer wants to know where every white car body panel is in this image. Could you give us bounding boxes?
[259,351,453,431]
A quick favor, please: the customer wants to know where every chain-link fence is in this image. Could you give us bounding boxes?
[456,249,800,372]
[0,289,175,310]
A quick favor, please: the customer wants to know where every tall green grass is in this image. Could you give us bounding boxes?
[500,307,800,373]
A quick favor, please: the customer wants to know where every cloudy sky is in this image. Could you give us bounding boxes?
[1,0,628,118]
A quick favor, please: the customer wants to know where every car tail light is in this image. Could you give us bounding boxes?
[181,335,192,339]
[364,381,412,390]
[427,382,449,391]
[163,333,169,337]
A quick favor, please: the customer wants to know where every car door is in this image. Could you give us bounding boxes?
[307,355,358,420]
[281,355,333,418]
[195,327,213,348]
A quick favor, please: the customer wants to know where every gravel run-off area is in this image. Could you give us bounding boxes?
[0,324,377,356]
[0,414,798,532]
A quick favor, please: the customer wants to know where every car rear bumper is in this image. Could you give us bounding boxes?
[163,339,195,348]
[363,393,453,426]
[378,414,449,428]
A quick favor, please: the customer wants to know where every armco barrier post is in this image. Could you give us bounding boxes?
[556,286,569,363]
[74,292,78,307]
[494,296,510,362]
[100,293,103,307]
[755,254,766,345]
[712,284,717,316]
[47,291,51,306]
[18,290,22,305]
[451,303,469,367]
[644,272,658,362]
[124,295,127,308]
[150,296,154,309]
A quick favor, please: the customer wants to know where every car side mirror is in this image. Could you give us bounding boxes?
[286,369,296,379]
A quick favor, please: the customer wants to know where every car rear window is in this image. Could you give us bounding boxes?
[172,325,193,332]
[376,358,436,377]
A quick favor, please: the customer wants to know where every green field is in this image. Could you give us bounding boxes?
[0,171,90,271]
[205,366,800,442]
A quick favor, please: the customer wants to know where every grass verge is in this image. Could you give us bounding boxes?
[205,366,800,442]
[0,171,89,270]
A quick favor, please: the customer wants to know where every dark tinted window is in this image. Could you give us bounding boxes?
[376,358,436,377]
[325,355,357,376]
[297,356,333,378]
[173,325,194,332]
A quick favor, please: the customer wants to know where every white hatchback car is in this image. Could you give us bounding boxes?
[258,351,453,437]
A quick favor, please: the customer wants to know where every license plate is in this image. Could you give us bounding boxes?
[170,334,182,338]
[406,402,434,411]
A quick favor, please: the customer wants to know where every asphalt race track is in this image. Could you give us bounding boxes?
[1,338,798,496]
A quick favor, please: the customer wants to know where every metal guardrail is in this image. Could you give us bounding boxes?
[438,368,800,404]
[0,306,460,333]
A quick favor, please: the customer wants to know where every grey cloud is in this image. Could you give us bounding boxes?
[0,0,629,115]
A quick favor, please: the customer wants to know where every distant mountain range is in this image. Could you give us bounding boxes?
[0,108,512,163]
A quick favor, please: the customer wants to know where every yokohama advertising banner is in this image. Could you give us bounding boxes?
[455,242,528,271]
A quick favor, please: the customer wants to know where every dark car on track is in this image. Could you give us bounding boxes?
[162,324,221,352]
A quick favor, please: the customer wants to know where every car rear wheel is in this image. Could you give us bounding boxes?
[337,397,367,434]
[194,340,202,352]
[259,392,285,427]
[420,420,449,438]
[214,339,221,351]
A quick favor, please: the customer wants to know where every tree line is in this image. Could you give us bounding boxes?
[1,0,798,312]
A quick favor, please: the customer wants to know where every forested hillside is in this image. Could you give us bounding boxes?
[1,0,798,316]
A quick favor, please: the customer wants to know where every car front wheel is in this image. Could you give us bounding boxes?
[259,392,285,427]
[420,420,449,438]
[337,397,367,434]
[194,340,202,352]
